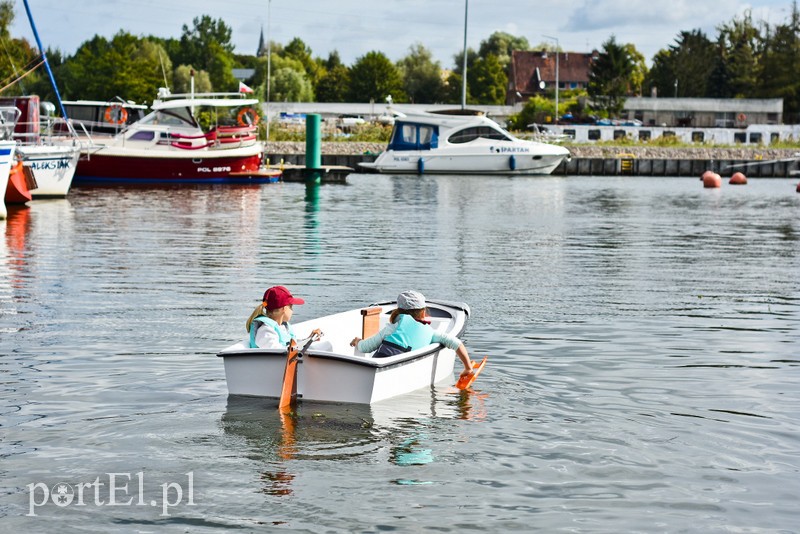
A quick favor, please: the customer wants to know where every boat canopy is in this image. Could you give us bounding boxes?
[152,98,259,110]
[387,121,439,151]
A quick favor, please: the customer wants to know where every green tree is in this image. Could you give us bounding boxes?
[57,32,168,103]
[272,67,313,102]
[478,31,530,69]
[173,64,212,93]
[645,30,716,98]
[588,35,634,116]
[0,0,42,96]
[173,15,235,90]
[348,51,406,103]
[758,4,800,115]
[316,51,350,102]
[624,44,648,96]
[397,43,444,103]
[468,53,506,104]
[282,37,319,87]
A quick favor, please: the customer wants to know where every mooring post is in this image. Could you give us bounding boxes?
[305,113,322,184]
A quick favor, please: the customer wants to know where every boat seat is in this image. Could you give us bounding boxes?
[354,306,382,357]
[361,307,382,339]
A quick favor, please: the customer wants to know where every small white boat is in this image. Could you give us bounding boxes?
[218,298,470,404]
[360,108,570,175]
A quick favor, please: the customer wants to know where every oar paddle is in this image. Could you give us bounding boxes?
[455,356,488,390]
[278,334,319,409]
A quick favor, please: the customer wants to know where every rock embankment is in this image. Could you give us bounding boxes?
[265,141,799,160]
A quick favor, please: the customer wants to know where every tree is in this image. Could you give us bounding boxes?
[624,44,648,96]
[348,51,406,103]
[282,37,319,86]
[173,15,235,90]
[57,32,169,103]
[272,67,313,102]
[468,53,506,105]
[478,31,530,69]
[588,35,634,116]
[758,4,800,115]
[316,51,350,102]
[0,0,43,96]
[645,30,716,98]
[716,12,761,98]
[397,43,444,103]
[173,64,212,93]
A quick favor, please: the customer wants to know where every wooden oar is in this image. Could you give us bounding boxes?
[278,340,300,409]
[278,335,319,409]
[455,356,488,390]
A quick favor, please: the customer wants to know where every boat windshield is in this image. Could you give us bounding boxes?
[139,106,198,128]
[387,121,439,151]
[448,126,512,144]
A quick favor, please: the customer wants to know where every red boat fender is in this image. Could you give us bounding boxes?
[5,161,33,204]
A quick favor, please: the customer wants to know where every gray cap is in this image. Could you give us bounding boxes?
[397,290,426,310]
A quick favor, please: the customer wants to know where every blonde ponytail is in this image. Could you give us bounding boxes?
[245,302,267,333]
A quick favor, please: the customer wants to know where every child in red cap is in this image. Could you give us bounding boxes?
[246,286,321,349]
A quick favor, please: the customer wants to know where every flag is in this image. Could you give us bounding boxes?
[238,81,254,94]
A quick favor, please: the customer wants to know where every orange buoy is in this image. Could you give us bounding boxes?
[796,182,800,193]
[703,172,721,188]
[701,170,715,182]
[729,172,747,185]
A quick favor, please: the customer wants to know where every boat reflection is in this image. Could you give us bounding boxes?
[220,385,488,496]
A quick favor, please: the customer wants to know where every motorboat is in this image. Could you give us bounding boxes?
[218,298,471,404]
[70,88,269,184]
[360,108,570,175]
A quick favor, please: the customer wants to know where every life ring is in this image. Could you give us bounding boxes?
[104,105,128,125]
[737,113,746,122]
[237,107,259,126]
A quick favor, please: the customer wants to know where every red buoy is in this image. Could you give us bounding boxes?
[796,182,800,193]
[703,172,722,188]
[729,172,747,185]
[701,170,716,182]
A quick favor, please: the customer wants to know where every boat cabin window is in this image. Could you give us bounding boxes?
[128,130,155,141]
[387,121,439,151]
[448,126,510,144]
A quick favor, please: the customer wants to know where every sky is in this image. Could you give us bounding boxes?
[9,0,795,68]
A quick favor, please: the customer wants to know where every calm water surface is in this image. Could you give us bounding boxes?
[1,175,799,532]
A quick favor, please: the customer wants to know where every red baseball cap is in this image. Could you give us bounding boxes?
[263,286,305,309]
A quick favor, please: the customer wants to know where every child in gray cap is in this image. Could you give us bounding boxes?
[350,290,474,381]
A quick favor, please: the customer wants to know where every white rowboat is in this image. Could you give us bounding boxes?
[218,298,470,404]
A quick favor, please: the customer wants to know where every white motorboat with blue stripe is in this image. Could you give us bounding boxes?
[360,108,570,175]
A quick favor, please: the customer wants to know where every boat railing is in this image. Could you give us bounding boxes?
[0,106,21,141]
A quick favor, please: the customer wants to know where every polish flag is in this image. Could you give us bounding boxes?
[238,81,254,94]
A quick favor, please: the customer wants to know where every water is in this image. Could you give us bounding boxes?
[1,175,799,532]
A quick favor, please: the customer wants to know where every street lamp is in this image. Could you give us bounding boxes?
[461,0,468,110]
[543,35,559,124]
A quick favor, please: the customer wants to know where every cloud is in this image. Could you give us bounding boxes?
[565,0,744,31]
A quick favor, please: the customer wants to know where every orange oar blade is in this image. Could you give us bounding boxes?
[455,356,488,390]
[278,342,299,409]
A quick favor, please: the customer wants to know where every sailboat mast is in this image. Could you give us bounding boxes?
[21,0,75,135]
